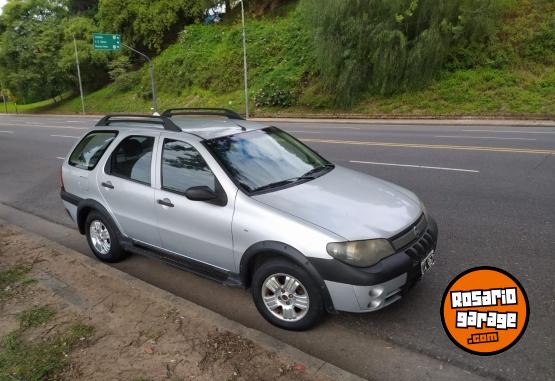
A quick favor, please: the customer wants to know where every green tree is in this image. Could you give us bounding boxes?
[0,0,69,103]
[68,0,99,16]
[301,0,507,106]
[97,0,205,53]
[58,16,110,92]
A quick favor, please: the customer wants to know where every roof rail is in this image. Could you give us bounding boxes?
[95,114,182,132]
[161,108,245,120]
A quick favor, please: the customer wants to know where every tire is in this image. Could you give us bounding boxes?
[85,211,127,263]
[251,258,325,331]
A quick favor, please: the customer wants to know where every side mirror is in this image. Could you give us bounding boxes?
[184,186,218,202]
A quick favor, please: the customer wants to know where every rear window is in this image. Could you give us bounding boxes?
[69,131,117,170]
[106,135,155,185]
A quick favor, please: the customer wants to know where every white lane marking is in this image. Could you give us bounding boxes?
[435,135,536,141]
[50,134,79,139]
[283,126,361,130]
[0,124,87,130]
[0,130,14,133]
[289,130,322,134]
[56,156,65,160]
[350,160,479,173]
[463,129,555,135]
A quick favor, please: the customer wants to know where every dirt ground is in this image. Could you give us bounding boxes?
[0,224,332,381]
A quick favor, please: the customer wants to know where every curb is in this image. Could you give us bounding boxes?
[1,219,364,381]
[251,117,555,127]
[1,113,554,126]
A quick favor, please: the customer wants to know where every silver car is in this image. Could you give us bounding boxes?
[60,109,438,330]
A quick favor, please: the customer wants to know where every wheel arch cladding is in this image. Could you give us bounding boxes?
[239,241,336,313]
[77,199,117,236]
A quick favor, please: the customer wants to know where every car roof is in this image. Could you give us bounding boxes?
[93,114,269,140]
[170,116,268,139]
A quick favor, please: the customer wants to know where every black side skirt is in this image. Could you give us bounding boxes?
[122,240,244,288]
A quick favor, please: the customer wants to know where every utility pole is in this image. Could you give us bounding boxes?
[240,0,249,119]
[122,43,158,114]
[73,35,86,114]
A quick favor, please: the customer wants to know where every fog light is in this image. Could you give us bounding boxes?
[369,287,384,298]
[369,300,383,309]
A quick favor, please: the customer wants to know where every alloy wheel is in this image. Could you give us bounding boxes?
[261,273,309,322]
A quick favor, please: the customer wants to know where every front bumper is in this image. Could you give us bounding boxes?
[310,216,438,313]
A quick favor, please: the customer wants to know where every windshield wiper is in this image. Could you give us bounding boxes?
[252,164,334,193]
[252,178,301,193]
[301,163,334,178]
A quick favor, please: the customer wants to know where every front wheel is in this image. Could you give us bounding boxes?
[251,258,325,330]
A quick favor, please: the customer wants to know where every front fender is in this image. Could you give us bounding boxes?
[239,241,336,313]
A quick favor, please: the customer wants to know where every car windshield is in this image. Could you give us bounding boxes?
[204,127,333,193]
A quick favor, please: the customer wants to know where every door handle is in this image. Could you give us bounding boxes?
[157,198,174,207]
[101,181,114,189]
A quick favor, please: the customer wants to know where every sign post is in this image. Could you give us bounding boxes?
[92,33,158,114]
[73,35,86,114]
[121,43,158,114]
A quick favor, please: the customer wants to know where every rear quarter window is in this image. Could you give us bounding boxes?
[69,131,117,170]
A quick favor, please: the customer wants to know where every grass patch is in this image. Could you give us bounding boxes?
[353,67,555,116]
[17,306,56,330]
[0,318,95,381]
[0,264,32,300]
[0,92,73,114]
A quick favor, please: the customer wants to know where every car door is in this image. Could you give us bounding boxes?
[154,137,235,271]
[98,132,161,246]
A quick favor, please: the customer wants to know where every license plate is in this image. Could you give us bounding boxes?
[421,250,435,276]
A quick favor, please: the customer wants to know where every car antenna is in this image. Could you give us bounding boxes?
[234,122,247,132]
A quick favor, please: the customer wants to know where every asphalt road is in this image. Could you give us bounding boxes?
[0,114,554,380]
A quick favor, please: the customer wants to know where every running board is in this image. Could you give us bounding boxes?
[122,240,244,288]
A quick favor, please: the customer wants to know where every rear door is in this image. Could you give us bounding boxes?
[154,136,235,271]
[98,132,161,246]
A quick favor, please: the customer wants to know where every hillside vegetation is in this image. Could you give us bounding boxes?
[3,0,554,117]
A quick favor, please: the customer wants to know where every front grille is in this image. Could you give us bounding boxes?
[391,215,438,292]
[405,229,435,263]
[391,214,428,251]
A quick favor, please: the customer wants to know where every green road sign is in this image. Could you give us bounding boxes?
[93,33,121,51]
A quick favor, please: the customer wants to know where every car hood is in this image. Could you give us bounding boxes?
[252,165,422,240]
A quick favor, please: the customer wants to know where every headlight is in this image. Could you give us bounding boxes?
[326,239,395,267]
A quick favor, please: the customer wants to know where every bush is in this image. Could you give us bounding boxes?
[112,71,140,92]
[300,0,508,106]
[255,83,297,107]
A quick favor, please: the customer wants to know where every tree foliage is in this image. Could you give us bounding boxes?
[301,0,508,106]
[0,0,109,103]
[0,0,69,103]
[97,0,205,53]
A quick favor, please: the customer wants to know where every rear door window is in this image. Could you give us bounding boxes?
[107,135,155,185]
[69,131,117,170]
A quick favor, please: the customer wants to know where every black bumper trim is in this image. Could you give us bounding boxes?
[60,188,82,206]
[309,217,438,287]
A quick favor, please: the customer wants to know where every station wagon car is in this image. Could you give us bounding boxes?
[60,108,438,330]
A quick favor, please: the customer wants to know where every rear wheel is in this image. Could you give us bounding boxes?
[252,258,324,330]
[85,211,126,263]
